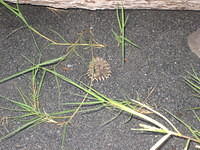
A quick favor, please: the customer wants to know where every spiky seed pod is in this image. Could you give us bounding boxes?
[87,57,111,81]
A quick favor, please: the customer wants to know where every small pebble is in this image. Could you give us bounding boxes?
[187,28,200,58]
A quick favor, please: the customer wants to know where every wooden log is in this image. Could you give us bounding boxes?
[5,0,200,10]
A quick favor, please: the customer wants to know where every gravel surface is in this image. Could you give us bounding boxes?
[0,3,200,150]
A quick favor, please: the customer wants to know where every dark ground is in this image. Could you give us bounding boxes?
[0,3,200,150]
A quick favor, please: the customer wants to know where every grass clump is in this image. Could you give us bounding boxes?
[0,0,104,48]
[1,57,200,149]
[112,6,140,65]
[185,69,200,99]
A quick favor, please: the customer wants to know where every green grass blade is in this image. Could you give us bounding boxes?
[165,109,199,140]
[192,110,200,122]
[184,139,191,150]
[112,30,122,44]
[65,92,99,100]
[108,99,168,130]
[0,0,28,26]
[42,67,106,103]
[186,107,200,110]
[184,70,200,96]
[150,133,171,150]
[31,32,42,59]
[116,8,122,31]
[49,29,67,42]
[49,72,168,130]
[0,117,42,142]
[124,16,129,27]
[61,123,67,150]
[131,124,169,134]
[16,86,30,105]
[50,105,104,117]
[0,54,68,84]
[132,100,180,134]
[10,100,36,112]
[62,101,104,106]
[124,36,140,49]
[121,7,125,65]
[0,65,38,83]
[11,113,38,120]
[185,78,200,94]
[0,106,25,112]
[21,54,34,65]
[36,70,46,98]
[0,95,38,113]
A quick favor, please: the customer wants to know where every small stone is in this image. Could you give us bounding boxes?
[187,28,200,58]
